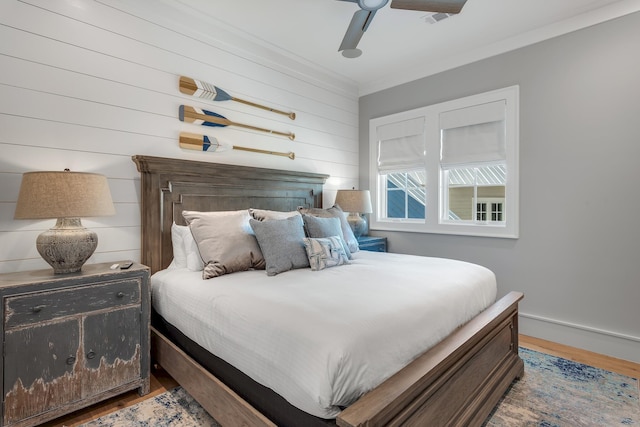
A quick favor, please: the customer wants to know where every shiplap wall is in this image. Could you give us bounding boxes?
[0,0,359,274]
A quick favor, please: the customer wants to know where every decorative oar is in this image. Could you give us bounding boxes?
[179,105,295,141]
[179,76,296,120]
[179,132,295,160]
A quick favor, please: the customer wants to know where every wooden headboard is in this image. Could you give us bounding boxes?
[132,155,329,274]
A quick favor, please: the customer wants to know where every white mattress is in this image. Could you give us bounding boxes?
[151,251,497,419]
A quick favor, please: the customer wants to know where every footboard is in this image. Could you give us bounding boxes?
[152,293,523,427]
[337,291,524,427]
[151,327,276,427]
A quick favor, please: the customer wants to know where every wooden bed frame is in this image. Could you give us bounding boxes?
[133,155,524,427]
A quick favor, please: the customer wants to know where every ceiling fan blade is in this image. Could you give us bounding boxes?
[390,0,467,14]
[339,9,377,51]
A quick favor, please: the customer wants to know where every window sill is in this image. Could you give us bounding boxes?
[371,221,518,239]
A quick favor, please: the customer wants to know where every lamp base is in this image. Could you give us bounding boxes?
[346,213,368,238]
[36,218,97,274]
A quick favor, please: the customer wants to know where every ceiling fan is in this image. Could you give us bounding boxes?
[338,0,468,58]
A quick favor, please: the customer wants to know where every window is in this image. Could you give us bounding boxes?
[369,86,519,238]
[476,197,504,222]
[385,171,426,219]
[443,165,506,223]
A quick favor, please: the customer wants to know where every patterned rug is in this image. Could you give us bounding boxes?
[485,348,639,426]
[80,348,639,427]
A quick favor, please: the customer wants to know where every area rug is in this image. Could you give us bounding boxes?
[80,348,639,427]
[484,348,639,426]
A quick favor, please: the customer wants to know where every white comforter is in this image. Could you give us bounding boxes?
[151,251,497,419]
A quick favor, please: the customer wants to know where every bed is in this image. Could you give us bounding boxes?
[133,154,524,427]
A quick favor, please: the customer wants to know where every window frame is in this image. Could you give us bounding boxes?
[368,86,519,238]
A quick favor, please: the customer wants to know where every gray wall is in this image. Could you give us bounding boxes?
[359,12,640,362]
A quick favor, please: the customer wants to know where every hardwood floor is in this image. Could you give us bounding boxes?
[519,335,640,378]
[40,368,179,427]
[42,335,639,426]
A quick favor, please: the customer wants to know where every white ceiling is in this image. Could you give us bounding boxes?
[168,0,639,95]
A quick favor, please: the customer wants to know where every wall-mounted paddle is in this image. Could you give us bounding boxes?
[179,76,296,120]
[179,132,295,160]
[179,105,295,141]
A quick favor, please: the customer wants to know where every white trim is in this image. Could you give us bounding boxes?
[519,312,640,363]
[520,312,640,344]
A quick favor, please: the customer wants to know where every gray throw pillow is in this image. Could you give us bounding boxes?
[249,215,309,276]
[298,205,359,253]
[183,210,265,279]
[302,215,352,259]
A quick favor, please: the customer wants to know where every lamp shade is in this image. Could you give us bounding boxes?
[14,170,115,274]
[14,171,115,219]
[334,189,372,214]
[335,189,372,238]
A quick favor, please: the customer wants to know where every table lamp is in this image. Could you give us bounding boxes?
[14,169,116,274]
[334,189,372,237]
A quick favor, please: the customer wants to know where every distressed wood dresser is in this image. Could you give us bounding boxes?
[0,262,150,427]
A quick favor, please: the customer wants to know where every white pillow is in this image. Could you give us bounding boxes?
[171,223,204,271]
[184,231,204,271]
[170,222,188,269]
[249,208,301,221]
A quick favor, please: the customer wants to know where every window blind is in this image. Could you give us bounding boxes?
[440,100,506,167]
[377,117,425,172]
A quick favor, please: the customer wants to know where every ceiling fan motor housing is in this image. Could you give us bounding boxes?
[358,0,389,11]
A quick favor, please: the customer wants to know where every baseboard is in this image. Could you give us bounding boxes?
[519,312,640,364]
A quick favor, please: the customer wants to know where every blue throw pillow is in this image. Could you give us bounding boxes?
[302,215,352,259]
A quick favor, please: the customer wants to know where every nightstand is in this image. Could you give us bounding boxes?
[357,236,387,252]
[0,262,150,427]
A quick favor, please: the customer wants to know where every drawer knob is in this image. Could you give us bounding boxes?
[116,292,125,298]
[66,356,76,365]
[31,305,46,313]
[86,350,96,360]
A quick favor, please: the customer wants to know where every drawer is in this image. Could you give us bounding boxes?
[4,279,141,329]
